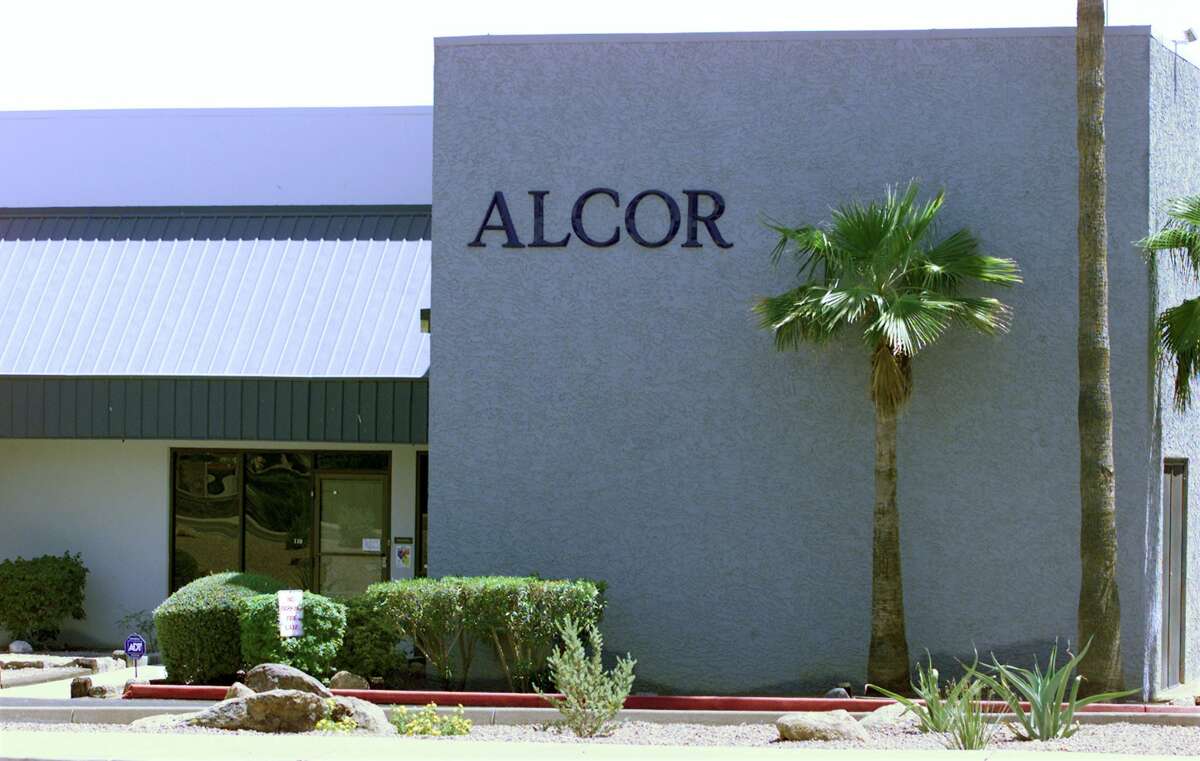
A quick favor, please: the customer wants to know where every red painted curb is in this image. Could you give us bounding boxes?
[120,685,1200,713]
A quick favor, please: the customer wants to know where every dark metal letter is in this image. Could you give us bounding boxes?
[468,191,525,248]
[571,187,621,247]
[682,190,733,249]
[528,191,571,247]
[624,190,681,248]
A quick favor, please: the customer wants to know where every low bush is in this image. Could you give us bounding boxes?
[391,703,472,736]
[336,593,409,683]
[366,576,606,691]
[0,552,88,645]
[154,572,284,683]
[463,576,605,691]
[365,578,471,689]
[240,591,346,678]
[536,616,635,737]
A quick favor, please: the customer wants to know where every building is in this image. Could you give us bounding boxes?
[2,26,1198,698]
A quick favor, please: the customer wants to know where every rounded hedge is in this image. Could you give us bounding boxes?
[336,593,408,683]
[154,572,284,683]
[240,591,346,677]
[0,552,88,645]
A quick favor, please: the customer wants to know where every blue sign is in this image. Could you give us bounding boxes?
[124,634,147,660]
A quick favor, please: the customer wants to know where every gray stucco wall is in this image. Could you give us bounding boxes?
[433,28,1157,693]
[1149,41,1200,690]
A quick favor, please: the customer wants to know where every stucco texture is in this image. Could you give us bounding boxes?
[1148,41,1200,690]
[432,29,1159,693]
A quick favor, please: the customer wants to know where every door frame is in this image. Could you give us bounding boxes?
[1163,458,1189,688]
[314,471,392,594]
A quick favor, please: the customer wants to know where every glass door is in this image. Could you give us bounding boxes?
[317,474,389,597]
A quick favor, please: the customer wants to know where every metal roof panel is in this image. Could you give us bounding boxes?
[0,207,430,378]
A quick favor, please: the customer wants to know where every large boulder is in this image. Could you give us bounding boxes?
[244,663,332,698]
[859,701,919,730]
[329,695,395,735]
[8,640,33,654]
[776,710,869,742]
[329,670,370,690]
[225,682,255,700]
[186,689,326,733]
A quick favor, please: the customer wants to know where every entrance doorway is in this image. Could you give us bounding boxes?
[1163,459,1188,688]
[170,449,391,595]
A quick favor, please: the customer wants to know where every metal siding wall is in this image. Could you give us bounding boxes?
[0,377,427,443]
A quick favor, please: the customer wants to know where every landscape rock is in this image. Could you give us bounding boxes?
[329,671,370,690]
[8,640,33,654]
[329,695,396,734]
[69,676,92,698]
[112,650,127,664]
[225,681,255,699]
[130,713,197,730]
[186,689,326,733]
[858,701,919,730]
[244,663,332,698]
[87,684,121,699]
[823,687,851,699]
[776,710,869,742]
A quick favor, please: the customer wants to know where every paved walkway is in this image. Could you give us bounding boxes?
[0,667,165,699]
[0,730,1167,761]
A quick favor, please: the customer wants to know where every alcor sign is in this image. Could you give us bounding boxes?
[468,188,733,250]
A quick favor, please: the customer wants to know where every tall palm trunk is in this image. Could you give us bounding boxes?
[869,400,909,692]
[1076,0,1124,693]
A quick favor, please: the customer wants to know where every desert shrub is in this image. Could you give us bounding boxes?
[941,679,1000,750]
[365,578,472,690]
[154,572,284,683]
[0,552,88,645]
[869,654,969,733]
[239,591,346,677]
[391,703,471,736]
[974,641,1136,740]
[536,616,635,737]
[463,576,604,692]
[336,593,409,682]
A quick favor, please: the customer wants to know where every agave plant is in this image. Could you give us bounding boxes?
[868,653,975,734]
[973,641,1136,740]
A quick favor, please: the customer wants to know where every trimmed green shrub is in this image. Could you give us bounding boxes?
[239,591,346,678]
[366,578,472,690]
[462,576,604,692]
[0,552,88,645]
[154,572,284,683]
[366,576,605,692]
[336,593,408,683]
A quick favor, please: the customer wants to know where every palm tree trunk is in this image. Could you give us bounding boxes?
[868,400,909,693]
[1076,0,1124,694]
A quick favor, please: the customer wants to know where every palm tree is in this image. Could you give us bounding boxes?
[1075,0,1125,695]
[754,182,1020,692]
[1139,195,1200,410]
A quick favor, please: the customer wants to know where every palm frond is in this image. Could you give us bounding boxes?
[920,230,1022,289]
[1167,194,1200,227]
[1139,227,1200,276]
[1158,297,1200,411]
[947,296,1013,335]
[753,287,842,350]
[870,293,957,355]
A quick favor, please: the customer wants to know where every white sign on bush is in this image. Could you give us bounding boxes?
[277,590,304,638]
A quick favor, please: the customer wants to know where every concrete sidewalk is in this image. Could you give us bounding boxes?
[0,730,1166,761]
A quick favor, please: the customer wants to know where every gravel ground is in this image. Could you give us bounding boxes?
[3,720,1199,755]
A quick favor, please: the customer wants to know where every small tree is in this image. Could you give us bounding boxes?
[755,182,1020,691]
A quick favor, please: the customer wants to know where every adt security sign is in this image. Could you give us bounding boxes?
[277,590,304,638]
[124,633,147,677]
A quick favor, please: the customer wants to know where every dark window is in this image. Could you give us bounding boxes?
[172,453,241,589]
[170,449,391,593]
[316,452,389,471]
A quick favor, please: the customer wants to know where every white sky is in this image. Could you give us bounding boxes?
[2,0,1198,110]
